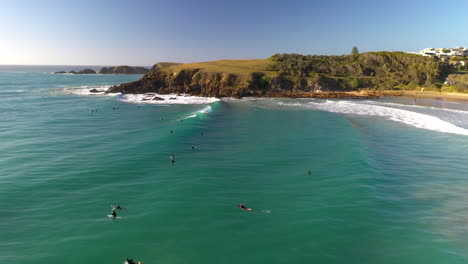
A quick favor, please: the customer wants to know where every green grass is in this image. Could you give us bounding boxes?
[164,59,277,79]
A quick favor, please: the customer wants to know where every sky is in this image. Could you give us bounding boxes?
[1,0,468,65]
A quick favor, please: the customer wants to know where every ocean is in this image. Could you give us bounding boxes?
[1,66,468,264]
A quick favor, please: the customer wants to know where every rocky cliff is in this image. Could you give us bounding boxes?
[107,61,342,97]
[99,66,149,74]
[107,52,450,97]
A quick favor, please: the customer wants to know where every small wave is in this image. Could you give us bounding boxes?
[119,93,220,105]
[309,100,468,136]
[0,89,25,93]
[182,105,213,120]
[53,85,116,96]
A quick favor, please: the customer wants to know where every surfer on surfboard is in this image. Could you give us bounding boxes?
[238,204,252,211]
[109,205,122,218]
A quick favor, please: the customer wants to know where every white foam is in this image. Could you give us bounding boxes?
[119,93,220,105]
[308,100,468,136]
[55,85,117,96]
[361,100,468,115]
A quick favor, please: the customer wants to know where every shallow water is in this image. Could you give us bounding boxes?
[1,67,468,264]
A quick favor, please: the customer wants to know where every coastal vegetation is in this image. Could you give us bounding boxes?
[108,52,453,97]
[442,74,468,93]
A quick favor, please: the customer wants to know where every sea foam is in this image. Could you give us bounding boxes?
[118,93,219,105]
[54,85,117,96]
[308,100,468,136]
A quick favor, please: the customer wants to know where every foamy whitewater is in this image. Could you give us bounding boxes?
[308,100,468,136]
[118,93,220,105]
[223,97,468,136]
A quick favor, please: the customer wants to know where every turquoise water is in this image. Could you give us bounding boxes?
[1,67,468,264]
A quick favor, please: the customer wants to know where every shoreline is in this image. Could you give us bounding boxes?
[399,91,468,102]
[252,90,468,102]
[99,86,468,103]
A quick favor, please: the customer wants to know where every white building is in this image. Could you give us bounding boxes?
[419,47,467,58]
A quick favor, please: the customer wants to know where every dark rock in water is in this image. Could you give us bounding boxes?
[152,96,165,101]
[77,68,96,74]
[99,66,149,74]
[56,69,96,74]
[89,89,103,93]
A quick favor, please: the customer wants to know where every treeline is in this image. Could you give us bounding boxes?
[267,52,450,89]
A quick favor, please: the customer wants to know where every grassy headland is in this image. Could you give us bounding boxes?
[108,52,454,98]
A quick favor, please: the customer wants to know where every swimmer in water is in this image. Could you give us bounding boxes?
[237,204,252,211]
[308,170,311,174]
[170,130,173,134]
[200,132,204,136]
[192,145,196,149]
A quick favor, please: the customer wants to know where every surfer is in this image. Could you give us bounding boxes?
[238,204,252,211]
[170,130,173,134]
[308,170,311,174]
[171,153,175,164]
[200,132,204,136]
[111,208,117,218]
[192,145,196,149]
[124,258,136,264]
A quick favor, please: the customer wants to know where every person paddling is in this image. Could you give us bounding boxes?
[237,204,252,211]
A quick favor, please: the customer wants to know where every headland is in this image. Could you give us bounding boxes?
[106,52,468,100]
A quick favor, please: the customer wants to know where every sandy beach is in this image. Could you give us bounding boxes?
[400,91,468,102]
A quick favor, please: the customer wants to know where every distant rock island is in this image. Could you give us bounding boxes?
[107,52,452,98]
[99,66,149,74]
[54,66,149,75]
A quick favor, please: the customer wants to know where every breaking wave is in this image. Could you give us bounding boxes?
[308,100,468,136]
[118,93,219,105]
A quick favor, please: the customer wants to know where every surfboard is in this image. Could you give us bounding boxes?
[107,215,122,219]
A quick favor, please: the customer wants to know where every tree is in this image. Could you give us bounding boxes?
[352,46,359,55]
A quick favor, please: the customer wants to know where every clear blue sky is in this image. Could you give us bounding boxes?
[1,0,468,65]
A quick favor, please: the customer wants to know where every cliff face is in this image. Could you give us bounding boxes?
[99,66,149,74]
[107,68,337,97]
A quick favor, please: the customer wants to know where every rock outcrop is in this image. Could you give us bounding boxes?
[106,52,449,98]
[107,67,343,98]
[99,66,149,74]
[77,68,96,74]
[55,69,96,74]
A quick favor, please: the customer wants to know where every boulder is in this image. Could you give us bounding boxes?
[77,68,96,74]
[89,89,103,93]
